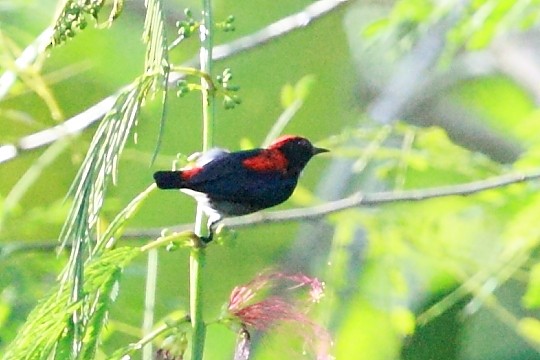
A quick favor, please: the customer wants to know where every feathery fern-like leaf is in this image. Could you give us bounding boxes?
[3,246,140,360]
[55,0,169,355]
[143,0,170,164]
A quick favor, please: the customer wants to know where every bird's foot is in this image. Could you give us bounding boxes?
[200,232,214,244]
[199,222,229,244]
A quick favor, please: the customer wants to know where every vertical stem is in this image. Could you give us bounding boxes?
[190,0,214,359]
[200,0,215,150]
[189,244,205,360]
[142,249,158,360]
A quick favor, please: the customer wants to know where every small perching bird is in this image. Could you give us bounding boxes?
[153,135,328,242]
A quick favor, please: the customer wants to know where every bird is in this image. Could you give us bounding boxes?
[153,135,328,242]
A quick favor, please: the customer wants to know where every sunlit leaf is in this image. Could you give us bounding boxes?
[391,307,416,336]
[518,317,540,346]
[293,74,316,101]
[523,264,540,309]
[280,83,295,108]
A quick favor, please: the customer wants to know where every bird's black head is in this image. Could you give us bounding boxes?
[268,135,328,175]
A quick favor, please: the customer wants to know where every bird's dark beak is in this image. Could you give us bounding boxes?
[312,147,329,156]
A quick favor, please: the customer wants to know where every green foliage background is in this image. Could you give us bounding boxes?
[2,0,540,359]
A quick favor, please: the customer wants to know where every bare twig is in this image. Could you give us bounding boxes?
[218,170,539,227]
[3,169,537,254]
[209,0,349,63]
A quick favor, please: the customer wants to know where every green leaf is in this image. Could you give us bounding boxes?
[279,75,315,108]
[523,264,540,309]
[336,299,402,360]
[80,269,121,359]
[58,79,155,347]
[3,247,141,360]
[3,285,73,359]
[390,307,415,336]
[144,0,170,165]
[93,184,156,255]
[518,317,540,346]
[280,83,295,108]
[239,137,255,150]
[391,0,433,23]
[362,18,390,37]
[293,74,317,101]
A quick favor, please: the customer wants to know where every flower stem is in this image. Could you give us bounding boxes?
[142,249,158,360]
[190,0,214,358]
[189,246,206,360]
[200,1,215,151]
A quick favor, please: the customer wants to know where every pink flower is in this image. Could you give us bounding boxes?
[226,271,332,360]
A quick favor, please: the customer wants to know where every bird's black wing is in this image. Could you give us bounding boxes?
[184,148,297,206]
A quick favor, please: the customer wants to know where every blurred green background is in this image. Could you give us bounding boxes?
[2,0,540,359]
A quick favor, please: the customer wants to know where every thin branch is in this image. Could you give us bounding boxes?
[125,169,540,235]
[209,0,349,63]
[142,249,158,360]
[4,169,538,254]
[0,0,350,165]
[0,96,116,163]
[216,170,540,227]
[189,0,215,357]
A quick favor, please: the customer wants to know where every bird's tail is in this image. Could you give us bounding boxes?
[153,171,185,189]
